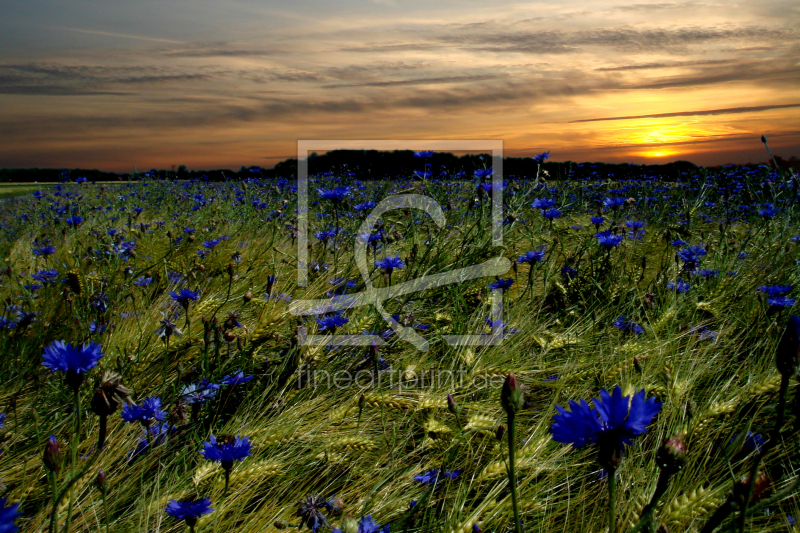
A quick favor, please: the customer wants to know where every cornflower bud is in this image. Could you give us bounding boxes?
[501,374,524,416]
[94,470,107,492]
[43,435,62,473]
[656,433,686,475]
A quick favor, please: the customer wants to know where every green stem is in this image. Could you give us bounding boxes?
[626,469,672,533]
[507,412,522,533]
[64,388,81,533]
[608,468,617,533]
[101,487,109,533]
[49,472,58,533]
[737,372,790,532]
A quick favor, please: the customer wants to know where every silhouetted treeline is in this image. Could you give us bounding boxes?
[1,150,794,184]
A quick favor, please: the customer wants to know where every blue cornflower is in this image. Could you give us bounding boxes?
[561,265,577,280]
[759,207,777,219]
[550,386,661,470]
[201,434,252,470]
[202,239,220,249]
[42,340,104,376]
[297,494,339,533]
[128,422,175,462]
[332,515,390,533]
[596,231,624,248]
[670,239,688,247]
[485,317,517,336]
[667,279,691,293]
[65,216,83,227]
[121,396,167,424]
[758,285,793,297]
[689,325,718,341]
[603,197,626,209]
[488,278,514,290]
[677,244,707,267]
[730,431,764,453]
[768,296,796,308]
[532,151,550,163]
[90,292,109,313]
[414,468,461,487]
[88,321,107,334]
[317,186,351,203]
[591,216,605,227]
[355,201,377,211]
[166,498,214,528]
[181,380,219,406]
[314,228,337,242]
[626,220,646,239]
[376,255,405,274]
[414,151,433,158]
[170,288,200,309]
[518,245,546,264]
[32,245,56,256]
[32,269,60,285]
[0,497,20,533]
[613,316,644,335]
[134,276,153,287]
[697,269,719,278]
[531,198,555,210]
[543,208,563,220]
[220,371,253,386]
[317,313,349,333]
[0,414,4,429]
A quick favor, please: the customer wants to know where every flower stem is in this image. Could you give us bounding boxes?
[49,472,58,533]
[507,411,522,533]
[737,371,790,532]
[101,486,109,533]
[627,469,672,533]
[608,468,617,533]
[65,388,81,533]
[97,414,107,452]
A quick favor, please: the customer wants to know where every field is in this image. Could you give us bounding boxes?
[0,161,799,533]
[0,184,54,201]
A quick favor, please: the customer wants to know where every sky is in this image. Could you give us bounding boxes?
[1,0,799,171]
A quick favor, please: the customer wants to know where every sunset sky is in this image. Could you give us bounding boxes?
[1,0,798,171]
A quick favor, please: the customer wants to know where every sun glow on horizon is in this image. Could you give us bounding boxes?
[636,149,683,158]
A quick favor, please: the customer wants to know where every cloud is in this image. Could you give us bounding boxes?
[438,26,798,55]
[55,27,185,44]
[572,104,800,123]
[594,59,733,71]
[322,74,501,89]
[0,63,221,95]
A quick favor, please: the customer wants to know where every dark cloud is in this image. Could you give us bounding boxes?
[342,24,798,56]
[572,104,800,123]
[594,58,733,71]
[442,26,798,54]
[0,86,130,96]
[322,74,501,89]
[340,42,446,53]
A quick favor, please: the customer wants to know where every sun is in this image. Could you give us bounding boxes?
[637,149,682,158]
